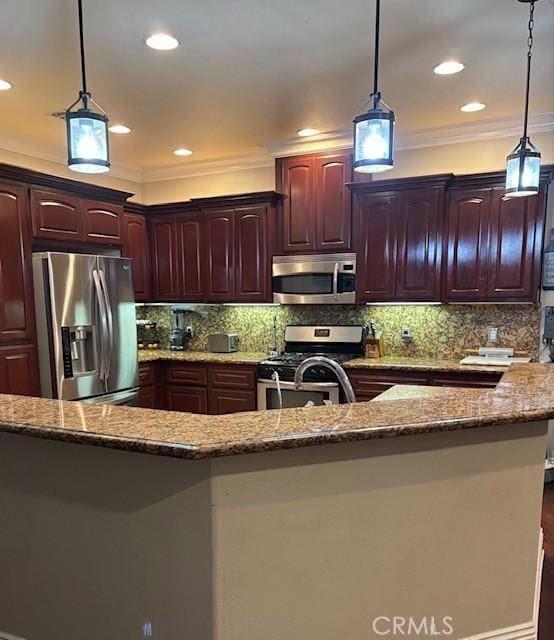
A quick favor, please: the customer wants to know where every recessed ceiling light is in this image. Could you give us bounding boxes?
[460,102,486,112]
[296,127,320,137]
[109,124,131,134]
[0,79,13,91]
[173,148,193,156]
[145,33,179,50]
[433,61,465,75]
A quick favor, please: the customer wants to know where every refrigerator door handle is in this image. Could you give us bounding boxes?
[98,269,114,379]
[92,269,109,381]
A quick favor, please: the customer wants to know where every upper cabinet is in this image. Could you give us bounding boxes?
[122,211,151,302]
[0,183,36,343]
[444,178,546,302]
[150,216,180,301]
[277,151,352,254]
[177,214,204,302]
[352,177,448,302]
[30,188,125,246]
[203,209,235,301]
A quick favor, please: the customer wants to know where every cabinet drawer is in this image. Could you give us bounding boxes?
[429,372,502,388]
[208,365,256,390]
[165,364,208,386]
[138,362,157,386]
[347,369,429,395]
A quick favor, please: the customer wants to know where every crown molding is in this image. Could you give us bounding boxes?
[140,153,274,183]
[261,111,554,158]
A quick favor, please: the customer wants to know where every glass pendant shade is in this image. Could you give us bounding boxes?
[353,107,395,173]
[505,137,541,198]
[66,108,110,174]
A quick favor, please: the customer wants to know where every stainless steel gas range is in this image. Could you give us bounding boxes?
[256,325,366,410]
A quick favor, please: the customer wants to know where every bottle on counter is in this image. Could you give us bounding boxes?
[544,228,554,290]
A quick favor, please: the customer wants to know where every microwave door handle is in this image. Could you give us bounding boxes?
[92,269,108,381]
[98,270,114,379]
[333,263,339,301]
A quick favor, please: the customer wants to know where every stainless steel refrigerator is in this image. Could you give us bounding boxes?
[32,252,139,405]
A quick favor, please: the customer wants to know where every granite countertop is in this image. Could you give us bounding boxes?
[139,350,508,374]
[138,350,266,365]
[370,384,457,401]
[1,364,553,460]
[343,355,508,374]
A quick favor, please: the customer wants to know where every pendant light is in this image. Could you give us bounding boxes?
[65,0,110,174]
[353,0,395,174]
[505,0,541,197]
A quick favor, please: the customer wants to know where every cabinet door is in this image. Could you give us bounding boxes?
[30,189,83,241]
[82,201,123,245]
[486,187,541,301]
[279,156,316,253]
[355,194,398,301]
[150,217,180,301]
[0,184,36,343]
[177,214,204,301]
[208,388,256,415]
[204,210,235,301]
[444,189,491,301]
[395,189,441,300]
[165,386,208,414]
[235,207,271,302]
[0,343,40,396]
[138,385,158,409]
[315,153,352,251]
[123,213,151,301]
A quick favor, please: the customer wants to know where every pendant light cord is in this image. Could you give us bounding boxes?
[522,1,535,141]
[372,0,381,109]
[77,0,89,107]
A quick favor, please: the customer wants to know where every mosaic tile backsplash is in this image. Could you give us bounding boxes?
[136,303,541,360]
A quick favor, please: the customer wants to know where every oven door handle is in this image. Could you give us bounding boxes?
[333,262,339,301]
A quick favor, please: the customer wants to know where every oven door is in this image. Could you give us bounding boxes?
[272,254,356,304]
[257,379,340,410]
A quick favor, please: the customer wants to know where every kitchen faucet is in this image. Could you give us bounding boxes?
[294,356,357,404]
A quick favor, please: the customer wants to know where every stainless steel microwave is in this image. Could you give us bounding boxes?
[272,253,356,304]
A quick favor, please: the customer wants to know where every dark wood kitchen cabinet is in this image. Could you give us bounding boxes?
[0,183,36,343]
[235,206,273,302]
[352,176,448,302]
[165,386,208,414]
[150,216,180,301]
[444,179,545,302]
[277,151,352,254]
[82,200,124,245]
[203,209,235,301]
[123,212,151,301]
[177,214,204,301]
[30,189,82,242]
[208,388,256,415]
[0,343,40,396]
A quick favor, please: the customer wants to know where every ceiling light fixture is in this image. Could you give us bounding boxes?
[145,33,179,50]
[353,0,395,173]
[0,79,13,91]
[109,124,131,134]
[173,148,193,156]
[296,128,320,137]
[433,60,465,75]
[65,0,110,174]
[460,102,486,112]
[505,0,541,198]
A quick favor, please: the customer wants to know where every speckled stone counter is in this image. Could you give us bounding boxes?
[343,355,508,374]
[370,384,458,401]
[0,363,553,460]
[138,349,266,365]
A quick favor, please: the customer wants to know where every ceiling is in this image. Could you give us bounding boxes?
[0,0,553,176]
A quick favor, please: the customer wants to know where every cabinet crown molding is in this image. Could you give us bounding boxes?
[348,174,453,194]
[149,190,282,216]
[0,162,134,204]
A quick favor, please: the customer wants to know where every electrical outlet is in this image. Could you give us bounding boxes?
[401,326,413,342]
[486,327,499,343]
[185,325,194,339]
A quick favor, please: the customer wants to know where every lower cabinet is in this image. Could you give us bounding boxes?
[0,343,40,396]
[347,368,502,400]
[138,361,257,414]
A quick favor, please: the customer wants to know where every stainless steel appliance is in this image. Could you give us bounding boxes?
[170,308,188,351]
[208,333,240,353]
[32,252,139,405]
[272,253,356,304]
[256,325,365,410]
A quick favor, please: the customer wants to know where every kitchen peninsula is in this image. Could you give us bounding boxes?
[1,362,552,639]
